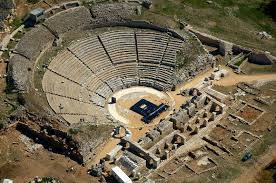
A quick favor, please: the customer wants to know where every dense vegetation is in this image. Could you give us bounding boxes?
[262,0,276,21]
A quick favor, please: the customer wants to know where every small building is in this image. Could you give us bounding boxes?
[24,8,45,27]
[111,166,132,183]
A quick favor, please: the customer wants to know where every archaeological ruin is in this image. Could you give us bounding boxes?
[0,0,275,182]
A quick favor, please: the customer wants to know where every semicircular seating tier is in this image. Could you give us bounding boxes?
[42,30,184,125]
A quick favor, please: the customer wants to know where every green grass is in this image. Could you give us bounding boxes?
[151,0,276,55]
[243,63,276,74]
[175,30,205,70]
[13,31,24,40]
[0,122,5,130]
[182,160,241,183]
[1,50,9,59]
[212,85,236,95]
[9,18,22,30]
[215,165,241,182]
[6,40,17,50]
[154,0,182,16]
[0,93,19,121]
[176,50,190,69]
[210,26,224,34]
[234,58,245,67]
[251,125,276,157]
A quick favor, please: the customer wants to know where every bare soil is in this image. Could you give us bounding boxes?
[0,127,98,183]
[231,145,276,183]
[213,69,276,86]
[237,106,261,122]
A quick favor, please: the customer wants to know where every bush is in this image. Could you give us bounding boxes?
[0,122,5,130]
[26,0,39,4]
[10,18,22,30]
[68,128,79,135]
[17,93,26,105]
[262,0,276,21]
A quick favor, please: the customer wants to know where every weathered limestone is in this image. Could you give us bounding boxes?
[121,138,160,169]
[248,52,275,65]
[156,120,173,135]
[8,54,32,91]
[147,130,161,141]
[117,150,146,172]
[187,103,196,117]
[209,112,216,122]
[44,6,93,36]
[194,94,207,108]
[138,136,152,147]
[14,25,55,61]
[219,41,233,56]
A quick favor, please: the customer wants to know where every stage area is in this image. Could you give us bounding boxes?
[130,99,169,123]
[107,87,174,128]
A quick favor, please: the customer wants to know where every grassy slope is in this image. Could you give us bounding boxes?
[150,0,276,55]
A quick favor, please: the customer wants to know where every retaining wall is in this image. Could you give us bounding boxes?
[188,28,275,65]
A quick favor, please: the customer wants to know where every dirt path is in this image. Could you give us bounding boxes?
[214,68,276,86]
[231,145,276,183]
[172,66,276,90]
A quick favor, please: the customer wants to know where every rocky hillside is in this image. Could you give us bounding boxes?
[0,0,14,31]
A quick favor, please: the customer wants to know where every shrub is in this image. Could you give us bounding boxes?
[26,0,39,4]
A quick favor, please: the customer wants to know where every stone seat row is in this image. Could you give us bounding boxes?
[69,36,113,71]
[46,93,101,116]
[43,30,185,119]
[161,38,184,67]
[43,70,91,103]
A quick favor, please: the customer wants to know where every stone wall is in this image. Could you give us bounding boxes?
[16,122,84,163]
[188,28,275,65]
[72,124,113,163]
[119,20,186,41]
[8,54,32,91]
[8,25,54,92]
[14,25,55,61]
[189,29,219,47]
[43,1,81,19]
[12,111,113,164]
[89,2,138,24]
[43,6,93,36]
[248,52,275,65]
